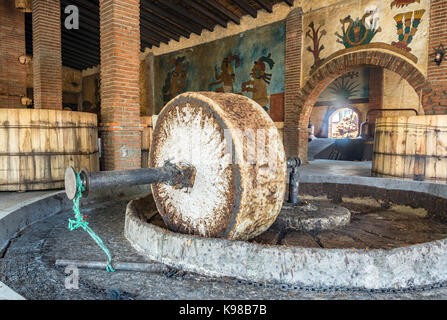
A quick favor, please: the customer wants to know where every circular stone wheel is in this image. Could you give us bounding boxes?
[150,92,287,240]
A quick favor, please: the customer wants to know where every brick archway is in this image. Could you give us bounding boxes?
[292,47,428,162]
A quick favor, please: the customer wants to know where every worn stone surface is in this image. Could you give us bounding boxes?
[273,201,351,232]
[1,194,447,299]
[150,92,287,240]
[125,189,447,290]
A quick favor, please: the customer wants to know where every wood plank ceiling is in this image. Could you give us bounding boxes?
[25,0,294,70]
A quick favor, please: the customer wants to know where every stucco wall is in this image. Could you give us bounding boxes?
[382,69,423,115]
[302,0,430,84]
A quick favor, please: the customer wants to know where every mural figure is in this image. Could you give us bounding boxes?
[335,10,382,48]
[241,54,275,111]
[390,0,420,9]
[306,21,327,70]
[328,71,361,101]
[209,52,241,93]
[392,10,425,52]
[162,56,189,104]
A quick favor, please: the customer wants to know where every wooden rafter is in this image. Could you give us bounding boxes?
[231,0,257,18]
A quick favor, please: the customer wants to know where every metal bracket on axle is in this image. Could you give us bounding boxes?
[64,161,197,200]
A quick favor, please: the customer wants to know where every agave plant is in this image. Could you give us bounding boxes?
[328,75,361,101]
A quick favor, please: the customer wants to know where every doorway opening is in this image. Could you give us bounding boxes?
[328,108,359,139]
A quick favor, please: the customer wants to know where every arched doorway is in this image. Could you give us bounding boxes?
[328,107,359,139]
[291,46,429,163]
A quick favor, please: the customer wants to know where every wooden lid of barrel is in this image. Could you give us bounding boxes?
[150,92,287,240]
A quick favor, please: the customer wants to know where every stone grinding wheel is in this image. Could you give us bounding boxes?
[150,92,287,241]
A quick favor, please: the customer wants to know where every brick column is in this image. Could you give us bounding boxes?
[423,0,447,115]
[284,8,303,159]
[368,67,383,123]
[32,0,62,110]
[100,0,141,171]
[0,0,26,108]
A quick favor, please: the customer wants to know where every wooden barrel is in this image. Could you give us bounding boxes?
[0,109,99,191]
[372,115,447,182]
[140,115,158,168]
[150,92,287,241]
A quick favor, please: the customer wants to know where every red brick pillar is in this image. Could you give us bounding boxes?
[0,0,26,108]
[32,0,62,110]
[284,8,303,160]
[368,67,384,123]
[99,0,141,171]
[423,0,447,115]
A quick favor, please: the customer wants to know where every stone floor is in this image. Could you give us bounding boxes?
[2,160,447,300]
[2,197,447,300]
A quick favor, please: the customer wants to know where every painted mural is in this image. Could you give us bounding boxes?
[209,52,241,93]
[316,67,370,105]
[241,54,275,110]
[335,10,382,48]
[162,56,189,104]
[391,9,425,52]
[302,0,430,84]
[154,21,285,119]
[306,21,327,70]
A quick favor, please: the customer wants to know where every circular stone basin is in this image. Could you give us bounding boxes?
[273,201,350,232]
[124,179,447,291]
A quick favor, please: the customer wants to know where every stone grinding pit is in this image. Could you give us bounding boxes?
[124,181,447,290]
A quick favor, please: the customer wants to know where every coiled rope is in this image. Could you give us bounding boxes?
[68,172,115,272]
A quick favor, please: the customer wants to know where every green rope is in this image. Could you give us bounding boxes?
[68,172,115,272]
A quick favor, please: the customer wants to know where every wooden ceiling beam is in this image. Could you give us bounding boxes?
[141,33,161,47]
[182,0,227,28]
[140,18,180,42]
[254,0,272,13]
[61,36,99,53]
[157,0,215,32]
[141,39,154,50]
[61,45,99,62]
[140,10,190,39]
[61,29,99,48]
[140,24,170,44]
[231,0,257,18]
[141,0,202,35]
[61,51,98,67]
[201,0,240,25]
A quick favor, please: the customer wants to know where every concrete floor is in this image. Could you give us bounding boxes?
[2,160,447,300]
[299,160,372,178]
[0,191,56,217]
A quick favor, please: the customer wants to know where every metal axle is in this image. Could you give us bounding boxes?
[287,157,302,204]
[64,161,197,200]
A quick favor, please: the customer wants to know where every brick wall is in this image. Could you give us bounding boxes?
[0,0,26,108]
[284,8,303,159]
[32,0,62,110]
[99,0,141,171]
[423,0,447,115]
[368,67,384,123]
